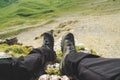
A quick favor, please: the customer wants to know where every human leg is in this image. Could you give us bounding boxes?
[17,46,56,80]
[0,31,56,80]
[60,32,98,79]
[17,31,56,80]
[77,57,120,80]
[60,32,120,80]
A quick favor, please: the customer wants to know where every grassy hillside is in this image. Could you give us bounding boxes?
[0,0,17,8]
[0,0,120,32]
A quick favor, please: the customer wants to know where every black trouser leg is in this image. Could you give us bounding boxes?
[78,57,120,80]
[64,52,120,80]
[0,46,53,80]
[17,46,55,80]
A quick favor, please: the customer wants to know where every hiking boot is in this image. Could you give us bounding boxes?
[61,32,76,55]
[42,31,56,62]
[60,32,76,75]
[42,31,54,51]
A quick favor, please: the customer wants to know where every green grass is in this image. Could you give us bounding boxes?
[0,19,56,39]
[0,0,120,36]
[0,27,30,39]
[0,0,17,8]
[0,44,32,57]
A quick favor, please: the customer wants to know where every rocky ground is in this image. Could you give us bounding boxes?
[0,13,120,80]
[16,13,120,58]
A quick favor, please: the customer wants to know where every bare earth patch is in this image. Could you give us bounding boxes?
[17,13,120,58]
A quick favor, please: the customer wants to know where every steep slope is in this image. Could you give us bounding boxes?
[16,13,120,58]
[0,0,120,31]
[0,0,120,58]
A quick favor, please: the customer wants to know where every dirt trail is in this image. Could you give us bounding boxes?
[17,13,120,58]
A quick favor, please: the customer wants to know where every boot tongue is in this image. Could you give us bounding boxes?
[64,40,76,53]
[65,40,73,46]
[42,33,54,51]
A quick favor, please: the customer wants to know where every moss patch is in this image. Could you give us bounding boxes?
[0,44,32,57]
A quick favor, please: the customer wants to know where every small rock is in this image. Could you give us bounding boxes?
[50,75,61,80]
[5,37,18,45]
[61,75,70,80]
[34,37,40,40]
[39,74,70,80]
[0,52,12,58]
[38,74,50,80]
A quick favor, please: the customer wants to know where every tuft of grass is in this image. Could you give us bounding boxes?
[0,44,32,57]
[90,48,101,56]
[56,50,62,63]
[45,66,60,75]
[76,45,85,51]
